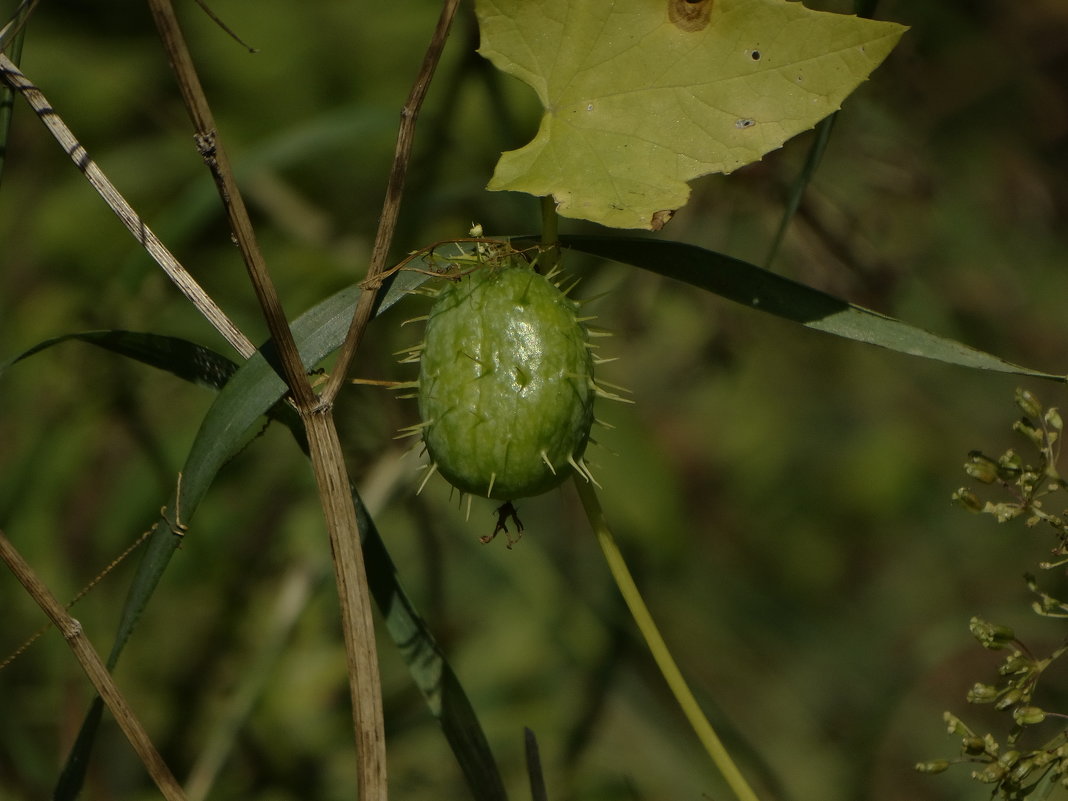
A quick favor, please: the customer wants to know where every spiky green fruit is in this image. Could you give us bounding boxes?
[417,258,594,500]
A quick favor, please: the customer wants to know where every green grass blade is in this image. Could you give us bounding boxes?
[21,265,506,800]
[764,0,888,271]
[47,287,369,797]
[52,700,106,801]
[559,235,1066,383]
[1,330,239,388]
[764,114,836,269]
[357,486,509,801]
[46,278,390,800]
[763,0,883,270]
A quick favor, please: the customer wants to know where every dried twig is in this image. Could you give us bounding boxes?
[146,0,314,407]
[0,528,188,801]
[144,2,388,797]
[320,0,463,406]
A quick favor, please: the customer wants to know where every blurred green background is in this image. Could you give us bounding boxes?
[2,1,1068,799]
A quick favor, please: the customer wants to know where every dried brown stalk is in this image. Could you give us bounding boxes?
[0,529,188,801]
[144,1,389,797]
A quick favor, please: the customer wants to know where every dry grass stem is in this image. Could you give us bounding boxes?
[0,52,256,360]
[0,529,188,801]
[145,2,388,797]
[146,0,313,407]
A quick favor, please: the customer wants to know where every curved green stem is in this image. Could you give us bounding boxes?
[572,476,763,801]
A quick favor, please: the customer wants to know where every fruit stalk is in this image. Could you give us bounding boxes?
[572,477,763,801]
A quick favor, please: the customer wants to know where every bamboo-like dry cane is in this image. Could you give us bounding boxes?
[143,2,387,797]
[0,51,256,360]
[2,2,464,796]
[141,2,462,798]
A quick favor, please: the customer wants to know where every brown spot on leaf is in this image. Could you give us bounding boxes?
[668,0,712,32]
[650,209,676,230]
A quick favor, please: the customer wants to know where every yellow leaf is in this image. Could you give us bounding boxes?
[477,0,907,229]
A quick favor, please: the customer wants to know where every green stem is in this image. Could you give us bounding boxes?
[763,112,836,270]
[539,195,560,272]
[572,476,763,801]
[539,195,558,247]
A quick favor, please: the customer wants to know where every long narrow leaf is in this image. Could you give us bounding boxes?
[16,265,507,800]
[765,0,885,268]
[357,483,509,801]
[559,235,1066,383]
[47,275,391,798]
[764,114,836,269]
[50,283,369,797]
[1,330,239,388]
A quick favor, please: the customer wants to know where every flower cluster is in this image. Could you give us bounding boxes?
[920,390,1068,798]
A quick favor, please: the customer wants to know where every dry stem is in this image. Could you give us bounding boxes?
[145,1,386,797]
[0,529,188,801]
[3,3,463,797]
[320,0,462,406]
[0,51,255,360]
[146,0,313,407]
